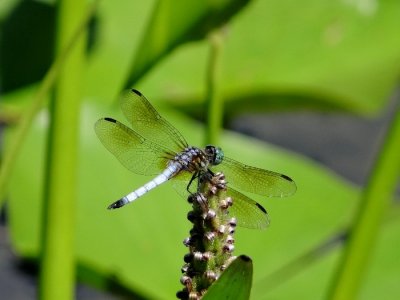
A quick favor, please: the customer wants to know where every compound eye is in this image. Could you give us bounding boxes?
[213,147,224,165]
[205,145,224,165]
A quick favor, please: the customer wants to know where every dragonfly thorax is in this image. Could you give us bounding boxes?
[172,147,210,172]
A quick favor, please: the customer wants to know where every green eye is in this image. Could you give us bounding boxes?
[214,147,224,165]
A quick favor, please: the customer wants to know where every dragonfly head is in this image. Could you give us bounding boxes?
[205,145,224,165]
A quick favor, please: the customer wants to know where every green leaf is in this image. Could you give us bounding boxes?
[123,0,251,88]
[202,255,253,300]
[6,98,360,299]
[3,1,400,299]
[138,0,400,114]
[6,96,400,299]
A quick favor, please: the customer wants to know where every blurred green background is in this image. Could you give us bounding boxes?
[0,0,399,299]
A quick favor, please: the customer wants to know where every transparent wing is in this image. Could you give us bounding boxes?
[170,172,270,229]
[227,188,270,230]
[219,157,297,197]
[95,117,171,175]
[120,89,188,153]
[170,171,197,198]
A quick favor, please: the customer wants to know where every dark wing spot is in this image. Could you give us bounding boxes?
[238,255,252,262]
[131,88,142,96]
[256,202,267,214]
[280,174,293,181]
[104,117,116,123]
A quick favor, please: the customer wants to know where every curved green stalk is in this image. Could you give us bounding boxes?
[328,104,400,299]
[205,29,225,146]
[0,0,98,207]
[38,0,90,299]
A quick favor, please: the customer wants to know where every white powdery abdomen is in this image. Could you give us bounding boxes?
[125,163,181,203]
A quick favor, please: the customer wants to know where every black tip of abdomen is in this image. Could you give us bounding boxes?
[107,198,129,210]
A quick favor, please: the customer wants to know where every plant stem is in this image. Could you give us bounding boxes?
[328,102,400,299]
[177,172,237,299]
[0,0,98,207]
[38,0,88,299]
[205,29,225,146]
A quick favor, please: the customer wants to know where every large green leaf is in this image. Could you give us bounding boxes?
[6,98,400,299]
[6,0,399,114]
[4,98,355,299]
[123,0,251,88]
[138,0,400,115]
[82,0,251,101]
[2,0,400,298]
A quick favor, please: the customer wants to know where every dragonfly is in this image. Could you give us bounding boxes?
[95,89,296,229]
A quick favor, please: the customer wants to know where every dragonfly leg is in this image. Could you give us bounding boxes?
[187,171,200,193]
[198,169,214,183]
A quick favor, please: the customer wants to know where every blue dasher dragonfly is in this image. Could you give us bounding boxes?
[95,89,296,229]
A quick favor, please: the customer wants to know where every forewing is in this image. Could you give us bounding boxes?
[220,157,297,197]
[227,188,270,229]
[95,118,170,175]
[120,89,188,153]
